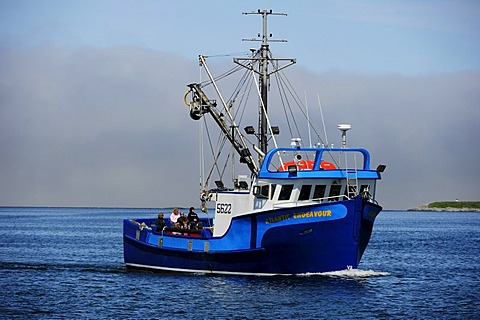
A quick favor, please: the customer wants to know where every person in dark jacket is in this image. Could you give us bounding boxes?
[187,207,200,229]
[154,212,166,231]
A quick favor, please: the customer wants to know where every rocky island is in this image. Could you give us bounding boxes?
[409,201,480,212]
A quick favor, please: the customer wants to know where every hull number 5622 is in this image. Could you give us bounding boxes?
[216,203,232,214]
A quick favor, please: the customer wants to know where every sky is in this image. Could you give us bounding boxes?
[0,0,479,209]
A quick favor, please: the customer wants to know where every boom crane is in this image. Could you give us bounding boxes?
[185,83,259,175]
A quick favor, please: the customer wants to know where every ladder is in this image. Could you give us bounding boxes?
[344,153,359,198]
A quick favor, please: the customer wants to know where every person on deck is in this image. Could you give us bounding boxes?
[154,212,166,231]
[170,208,180,226]
[177,213,188,229]
[187,207,200,229]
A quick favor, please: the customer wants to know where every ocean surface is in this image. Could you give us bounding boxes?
[0,207,478,319]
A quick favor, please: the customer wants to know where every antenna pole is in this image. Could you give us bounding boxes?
[241,10,288,155]
[259,11,269,154]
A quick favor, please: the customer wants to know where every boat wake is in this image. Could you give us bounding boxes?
[300,268,390,278]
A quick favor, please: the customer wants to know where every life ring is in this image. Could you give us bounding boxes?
[320,161,336,170]
[278,159,336,171]
[279,160,314,172]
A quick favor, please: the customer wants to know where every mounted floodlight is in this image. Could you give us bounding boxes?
[244,126,255,134]
[376,164,387,173]
[238,181,248,189]
[338,124,351,148]
[271,126,280,135]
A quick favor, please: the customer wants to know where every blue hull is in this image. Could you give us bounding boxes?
[123,197,381,275]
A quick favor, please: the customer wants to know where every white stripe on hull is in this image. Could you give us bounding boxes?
[125,263,287,276]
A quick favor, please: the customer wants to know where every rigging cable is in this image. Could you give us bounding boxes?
[273,68,302,139]
[251,69,279,150]
[317,93,329,147]
[276,66,328,147]
[305,91,312,148]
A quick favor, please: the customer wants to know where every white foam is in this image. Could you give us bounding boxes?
[300,268,390,278]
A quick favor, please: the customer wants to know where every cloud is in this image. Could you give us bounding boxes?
[0,45,199,207]
[323,1,480,34]
[296,69,480,208]
[0,45,478,209]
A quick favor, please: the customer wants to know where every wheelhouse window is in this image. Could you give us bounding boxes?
[313,185,326,199]
[299,185,312,201]
[278,184,294,200]
[360,185,370,193]
[270,184,277,200]
[328,185,342,201]
[344,185,357,198]
[253,184,270,198]
[360,184,371,197]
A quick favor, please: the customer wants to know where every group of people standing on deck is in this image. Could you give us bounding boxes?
[154,207,201,231]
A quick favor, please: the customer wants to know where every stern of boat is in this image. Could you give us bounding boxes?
[123,219,150,265]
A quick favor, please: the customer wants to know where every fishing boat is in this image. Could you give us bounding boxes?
[123,10,386,275]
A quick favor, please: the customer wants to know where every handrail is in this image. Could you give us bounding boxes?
[261,147,372,172]
[272,195,350,208]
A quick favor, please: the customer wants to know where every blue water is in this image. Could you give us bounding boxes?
[0,207,478,319]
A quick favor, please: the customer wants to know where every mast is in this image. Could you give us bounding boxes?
[235,10,295,156]
[258,10,271,154]
[186,10,296,177]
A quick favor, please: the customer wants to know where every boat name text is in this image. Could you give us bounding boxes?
[293,210,332,219]
[265,214,291,224]
[264,210,333,224]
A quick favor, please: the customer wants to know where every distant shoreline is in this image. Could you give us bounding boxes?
[408,207,480,212]
[408,201,480,212]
